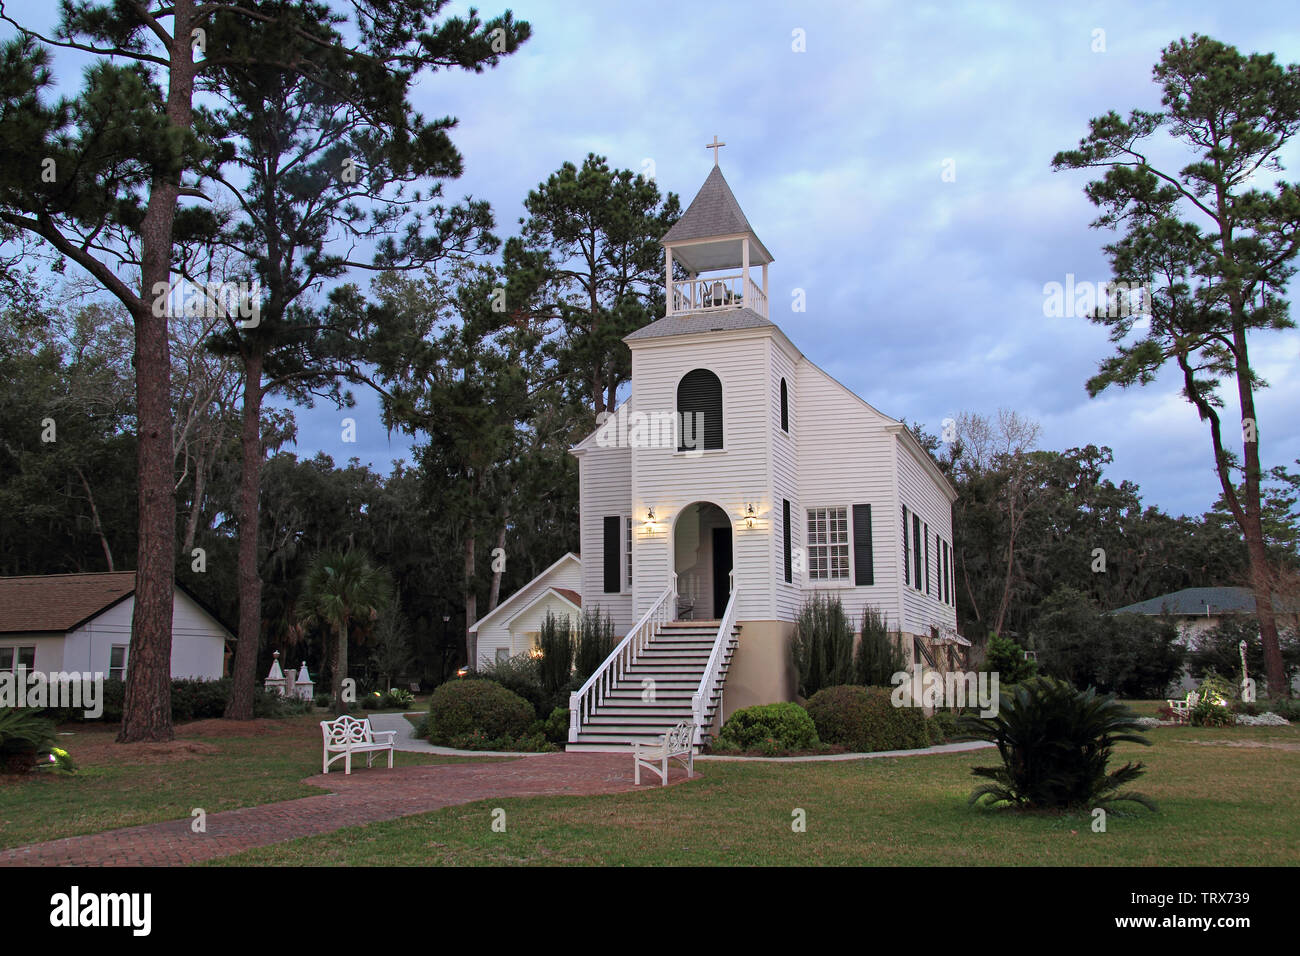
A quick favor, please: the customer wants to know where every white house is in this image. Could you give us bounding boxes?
[0,572,230,680]
[471,552,582,666]
[472,153,961,750]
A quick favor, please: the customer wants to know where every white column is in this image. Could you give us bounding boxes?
[742,237,750,308]
[762,262,769,316]
[665,246,673,315]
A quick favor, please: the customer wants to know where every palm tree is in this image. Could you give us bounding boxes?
[298,549,392,712]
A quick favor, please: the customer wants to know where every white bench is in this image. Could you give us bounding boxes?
[1167,691,1198,724]
[321,715,397,774]
[633,721,696,786]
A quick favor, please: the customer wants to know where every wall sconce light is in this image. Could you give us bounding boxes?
[645,507,656,526]
[744,503,756,529]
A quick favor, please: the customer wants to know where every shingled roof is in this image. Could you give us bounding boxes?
[625,306,774,342]
[1108,586,1299,617]
[661,166,772,264]
[0,572,138,634]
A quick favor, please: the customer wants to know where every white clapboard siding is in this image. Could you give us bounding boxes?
[770,336,801,622]
[629,330,776,621]
[896,432,959,636]
[470,553,581,669]
[575,441,635,633]
[475,590,581,666]
[794,362,904,629]
[60,589,228,679]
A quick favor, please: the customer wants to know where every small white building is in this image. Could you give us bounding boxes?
[471,153,960,749]
[471,553,582,666]
[0,572,231,680]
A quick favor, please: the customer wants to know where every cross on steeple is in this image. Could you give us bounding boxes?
[705,135,725,166]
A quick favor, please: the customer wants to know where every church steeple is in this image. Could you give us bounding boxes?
[662,143,772,318]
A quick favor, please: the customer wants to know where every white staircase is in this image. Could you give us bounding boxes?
[566,620,741,752]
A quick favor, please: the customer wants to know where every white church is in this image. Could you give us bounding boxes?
[471,148,961,750]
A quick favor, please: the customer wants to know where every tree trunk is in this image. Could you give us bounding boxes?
[74,464,114,572]
[118,3,198,743]
[333,616,349,714]
[463,534,477,669]
[224,350,265,719]
[487,511,508,613]
[181,440,211,554]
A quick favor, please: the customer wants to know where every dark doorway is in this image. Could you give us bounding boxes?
[711,526,733,618]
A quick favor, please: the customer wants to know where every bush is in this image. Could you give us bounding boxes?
[716,702,820,753]
[0,708,58,774]
[538,610,574,698]
[443,730,558,752]
[1188,616,1300,686]
[574,607,616,684]
[959,676,1155,811]
[855,605,904,686]
[927,709,961,744]
[806,685,929,753]
[791,594,855,697]
[542,706,570,744]
[427,679,534,745]
[981,633,1038,685]
[43,677,290,723]
[476,653,552,717]
[1189,672,1236,727]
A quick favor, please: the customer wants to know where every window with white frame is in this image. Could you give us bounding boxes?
[806,507,850,581]
[0,646,34,671]
[109,644,128,681]
[625,516,633,589]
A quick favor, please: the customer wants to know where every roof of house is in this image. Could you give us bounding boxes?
[0,571,235,637]
[468,553,581,634]
[661,165,772,263]
[0,572,138,634]
[1110,586,1268,617]
[553,588,582,607]
[625,306,774,342]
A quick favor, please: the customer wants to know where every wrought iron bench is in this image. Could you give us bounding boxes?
[633,721,696,786]
[320,715,397,774]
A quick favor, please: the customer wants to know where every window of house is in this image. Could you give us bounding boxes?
[783,499,792,584]
[0,646,34,671]
[780,378,789,432]
[912,513,923,590]
[496,647,510,665]
[109,644,128,681]
[924,523,931,595]
[625,516,633,589]
[677,368,723,450]
[902,506,910,586]
[807,507,850,581]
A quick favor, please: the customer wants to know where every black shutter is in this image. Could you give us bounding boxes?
[603,516,621,593]
[852,504,873,586]
[912,514,922,590]
[780,378,789,432]
[902,506,910,585]
[783,499,792,584]
[678,369,723,450]
[943,542,951,604]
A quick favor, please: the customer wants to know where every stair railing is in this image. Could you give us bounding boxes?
[569,584,675,743]
[691,585,740,745]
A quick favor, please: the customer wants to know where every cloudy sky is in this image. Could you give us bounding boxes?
[10,0,1300,518]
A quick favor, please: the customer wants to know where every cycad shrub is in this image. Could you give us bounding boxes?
[959,676,1155,811]
[855,605,904,686]
[791,594,855,697]
[0,708,58,774]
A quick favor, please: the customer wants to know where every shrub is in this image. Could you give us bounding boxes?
[1188,616,1300,685]
[542,706,570,744]
[0,708,58,774]
[806,685,929,753]
[981,633,1038,685]
[1189,672,1236,727]
[574,607,616,683]
[476,653,551,717]
[959,676,1155,811]
[717,702,820,753]
[927,709,961,744]
[538,611,574,698]
[791,594,855,697]
[855,605,904,686]
[382,687,415,709]
[444,730,557,752]
[427,679,534,745]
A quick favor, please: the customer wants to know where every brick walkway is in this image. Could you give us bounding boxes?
[0,753,692,867]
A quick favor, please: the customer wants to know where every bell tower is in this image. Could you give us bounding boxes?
[661,138,773,319]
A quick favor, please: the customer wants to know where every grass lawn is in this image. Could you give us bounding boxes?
[0,714,484,850]
[208,722,1300,866]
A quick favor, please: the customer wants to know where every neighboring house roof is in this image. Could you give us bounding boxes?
[660,165,773,264]
[503,586,583,629]
[468,553,581,634]
[0,571,235,637]
[625,306,773,342]
[1109,586,1287,617]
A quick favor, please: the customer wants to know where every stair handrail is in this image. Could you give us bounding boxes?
[691,585,740,745]
[568,584,675,743]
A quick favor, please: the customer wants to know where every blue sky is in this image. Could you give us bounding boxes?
[8,0,1300,518]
